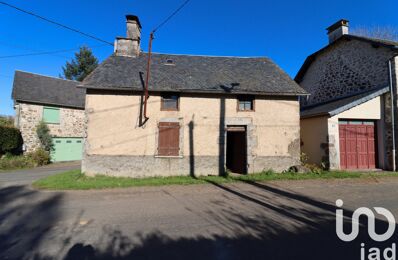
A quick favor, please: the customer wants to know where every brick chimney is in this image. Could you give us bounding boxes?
[327,19,349,44]
[114,15,142,57]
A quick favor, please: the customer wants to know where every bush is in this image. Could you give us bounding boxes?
[299,152,323,174]
[303,163,323,174]
[36,121,53,152]
[0,155,35,170]
[0,115,14,127]
[0,148,51,170]
[0,126,22,155]
[26,148,51,166]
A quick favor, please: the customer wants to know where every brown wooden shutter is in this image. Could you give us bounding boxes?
[158,122,180,156]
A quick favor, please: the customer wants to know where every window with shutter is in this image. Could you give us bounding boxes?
[158,122,180,156]
[43,106,60,124]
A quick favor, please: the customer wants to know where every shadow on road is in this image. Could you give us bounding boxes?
[0,185,63,259]
[60,180,396,260]
[1,180,396,260]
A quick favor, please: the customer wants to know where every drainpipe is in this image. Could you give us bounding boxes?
[143,32,154,121]
[388,58,396,171]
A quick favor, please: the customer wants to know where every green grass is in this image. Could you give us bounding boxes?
[32,169,397,190]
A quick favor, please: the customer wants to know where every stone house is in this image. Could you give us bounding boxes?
[80,15,307,177]
[296,19,398,170]
[12,71,85,161]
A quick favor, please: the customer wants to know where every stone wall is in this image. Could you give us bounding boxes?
[300,39,394,106]
[83,92,301,177]
[299,38,398,170]
[15,103,85,152]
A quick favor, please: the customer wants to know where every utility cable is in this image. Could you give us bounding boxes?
[0,1,114,46]
[152,0,192,33]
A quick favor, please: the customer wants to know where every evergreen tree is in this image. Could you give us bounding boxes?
[61,46,98,81]
[36,121,53,152]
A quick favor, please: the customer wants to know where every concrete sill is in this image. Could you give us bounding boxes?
[154,155,184,159]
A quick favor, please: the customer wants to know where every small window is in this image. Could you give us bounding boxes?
[55,140,61,143]
[77,140,82,143]
[237,96,254,111]
[161,94,179,111]
[43,107,60,124]
[158,122,180,156]
[66,140,72,143]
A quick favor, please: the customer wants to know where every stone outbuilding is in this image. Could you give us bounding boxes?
[12,71,85,161]
[80,15,307,178]
[296,19,398,171]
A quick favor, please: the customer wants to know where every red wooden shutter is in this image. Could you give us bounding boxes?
[158,122,180,156]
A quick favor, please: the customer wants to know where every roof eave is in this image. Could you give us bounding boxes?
[80,84,308,96]
[300,86,389,119]
[328,86,389,116]
[14,99,85,110]
[301,112,329,119]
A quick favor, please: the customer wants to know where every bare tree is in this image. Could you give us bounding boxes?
[351,25,398,42]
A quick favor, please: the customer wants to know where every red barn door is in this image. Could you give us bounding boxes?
[339,121,376,169]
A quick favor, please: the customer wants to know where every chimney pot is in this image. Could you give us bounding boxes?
[327,19,349,44]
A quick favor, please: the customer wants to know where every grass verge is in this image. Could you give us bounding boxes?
[32,170,397,190]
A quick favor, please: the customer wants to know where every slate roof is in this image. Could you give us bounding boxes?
[295,34,398,83]
[301,86,389,118]
[82,53,307,96]
[12,71,85,109]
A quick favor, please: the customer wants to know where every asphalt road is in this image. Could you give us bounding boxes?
[1,172,398,260]
[0,161,80,185]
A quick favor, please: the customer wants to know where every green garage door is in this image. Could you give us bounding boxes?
[51,138,83,162]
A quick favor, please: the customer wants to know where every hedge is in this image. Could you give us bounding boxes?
[0,126,22,155]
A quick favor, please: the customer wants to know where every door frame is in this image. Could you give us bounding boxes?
[338,119,378,169]
[225,125,248,174]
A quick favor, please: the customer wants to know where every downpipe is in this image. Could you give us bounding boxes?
[389,58,396,171]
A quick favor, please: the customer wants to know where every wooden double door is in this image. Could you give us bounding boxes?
[339,120,376,169]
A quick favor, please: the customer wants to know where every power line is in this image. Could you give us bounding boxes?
[143,0,193,122]
[152,0,192,33]
[0,1,114,46]
[0,40,70,59]
[0,45,108,59]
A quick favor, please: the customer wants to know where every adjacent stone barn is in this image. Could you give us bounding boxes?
[12,71,85,161]
[296,19,398,170]
[80,15,307,178]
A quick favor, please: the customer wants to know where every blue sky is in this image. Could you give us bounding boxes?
[1,0,397,115]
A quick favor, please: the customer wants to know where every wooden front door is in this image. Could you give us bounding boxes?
[339,120,376,169]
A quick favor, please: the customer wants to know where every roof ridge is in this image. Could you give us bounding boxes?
[349,34,398,46]
[139,51,269,59]
[15,70,79,83]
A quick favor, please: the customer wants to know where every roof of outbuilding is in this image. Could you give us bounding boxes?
[301,86,389,118]
[295,34,398,83]
[81,53,307,96]
[12,71,85,109]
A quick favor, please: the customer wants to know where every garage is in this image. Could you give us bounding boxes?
[339,120,376,169]
[51,137,83,162]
